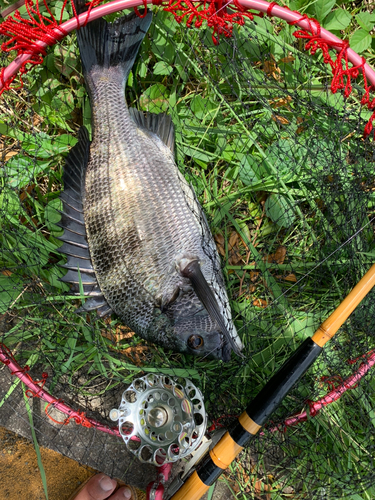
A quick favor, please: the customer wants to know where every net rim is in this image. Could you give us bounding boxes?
[2,0,375,92]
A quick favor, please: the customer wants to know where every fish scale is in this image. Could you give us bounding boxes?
[58,7,243,360]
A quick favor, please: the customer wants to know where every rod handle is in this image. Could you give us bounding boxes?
[312,263,375,347]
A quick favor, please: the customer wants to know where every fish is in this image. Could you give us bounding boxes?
[58,6,243,361]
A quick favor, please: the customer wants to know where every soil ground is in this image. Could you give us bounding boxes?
[0,426,146,500]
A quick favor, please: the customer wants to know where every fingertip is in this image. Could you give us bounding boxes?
[110,486,134,500]
[122,487,133,499]
[99,475,117,492]
[75,473,116,499]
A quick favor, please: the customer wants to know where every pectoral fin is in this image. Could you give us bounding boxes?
[180,260,243,357]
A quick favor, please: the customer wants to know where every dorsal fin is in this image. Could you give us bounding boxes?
[58,126,113,318]
[63,127,90,192]
[129,108,175,155]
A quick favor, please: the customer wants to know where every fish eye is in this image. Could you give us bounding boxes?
[188,335,204,350]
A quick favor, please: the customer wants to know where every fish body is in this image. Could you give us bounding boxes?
[59,9,243,361]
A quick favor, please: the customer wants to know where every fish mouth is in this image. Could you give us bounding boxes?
[203,337,231,362]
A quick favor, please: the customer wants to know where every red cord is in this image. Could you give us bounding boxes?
[266,1,278,17]
[157,0,262,45]
[266,2,375,139]
[207,414,239,432]
[0,343,119,436]
[45,401,94,427]
[265,349,375,434]
[0,0,102,95]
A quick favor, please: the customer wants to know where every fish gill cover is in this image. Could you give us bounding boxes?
[0,0,375,498]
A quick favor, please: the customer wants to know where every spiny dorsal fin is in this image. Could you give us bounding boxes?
[63,126,90,195]
[129,108,175,155]
[58,126,90,249]
[58,126,112,317]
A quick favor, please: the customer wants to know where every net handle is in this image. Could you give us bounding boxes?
[2,0,375,92]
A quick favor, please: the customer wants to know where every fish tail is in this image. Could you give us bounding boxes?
[75,0,152,83]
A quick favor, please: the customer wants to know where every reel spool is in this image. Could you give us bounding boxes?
[110,374,207,465]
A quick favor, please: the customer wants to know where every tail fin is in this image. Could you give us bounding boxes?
[75,2,152,81]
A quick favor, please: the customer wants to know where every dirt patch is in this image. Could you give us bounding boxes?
[0,426,145,500]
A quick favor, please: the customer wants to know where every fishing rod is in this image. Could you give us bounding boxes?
[165,263,375,500]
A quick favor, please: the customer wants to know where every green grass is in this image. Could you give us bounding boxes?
[23,382,49,500]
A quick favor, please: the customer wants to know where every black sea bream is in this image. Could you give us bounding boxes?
[58,9,243,361]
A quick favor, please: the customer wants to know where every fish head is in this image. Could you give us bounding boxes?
[148,309,231,361]
[173,317,232,362]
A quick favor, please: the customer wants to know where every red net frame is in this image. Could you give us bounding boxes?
[2,0,375,139]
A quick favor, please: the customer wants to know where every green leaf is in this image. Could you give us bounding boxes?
[153,61,173,76]
[180,145,214,162]
[265,194,296,228]
[140,83,169,113]
[324,9,352,30]
[45,198,62,231]
[350,29,372,54]
[207,484,216,500]
[175,64,188,82]
[314,0,336,23]
[0,188,23,220]
[36,78,63,97]
[253,16,274,34]
[289,0,307,11]
[239,156,261,186]
[22,134,76,159]
[138,62,148,78]
[156,41,175,65]
[265,138,305,180]
[0,274,25,314]
[53,0,70,22]
[4,156,51,188]
[53,45,77,77]
[355,12,374,32]
[23,384,49,500]
[190,95,217,120]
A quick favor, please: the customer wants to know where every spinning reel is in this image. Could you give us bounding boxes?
[110,374,207,466]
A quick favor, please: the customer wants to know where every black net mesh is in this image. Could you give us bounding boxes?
[1,5,375,498]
